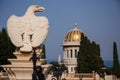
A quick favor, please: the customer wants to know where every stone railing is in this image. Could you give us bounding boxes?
[66,73,94,78]
[64,58,77,65]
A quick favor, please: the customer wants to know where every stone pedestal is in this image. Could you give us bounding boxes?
[2,51,51,80]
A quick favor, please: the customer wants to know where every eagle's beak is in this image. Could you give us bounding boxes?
[38,7,45,12]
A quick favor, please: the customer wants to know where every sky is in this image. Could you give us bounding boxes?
[0,0,120,63]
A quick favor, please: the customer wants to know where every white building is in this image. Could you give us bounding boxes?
[62,23,84,73]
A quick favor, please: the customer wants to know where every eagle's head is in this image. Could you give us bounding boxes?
[27,5,45,13]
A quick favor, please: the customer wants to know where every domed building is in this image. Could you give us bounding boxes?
[62,23,84,73]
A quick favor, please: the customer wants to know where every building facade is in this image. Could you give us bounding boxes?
[62,23,84,73]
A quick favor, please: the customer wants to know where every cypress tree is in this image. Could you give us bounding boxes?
[0,28,16,71]
[77,34,91,73]
[77,33,104,73]
[113,41,120,77]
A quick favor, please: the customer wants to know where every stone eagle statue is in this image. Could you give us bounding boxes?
[7,5,49,52]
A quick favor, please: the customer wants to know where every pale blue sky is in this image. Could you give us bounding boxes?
[0,0,120,63]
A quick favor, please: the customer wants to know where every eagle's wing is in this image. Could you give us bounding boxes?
[31,16,49,47]
[7,15,23,47]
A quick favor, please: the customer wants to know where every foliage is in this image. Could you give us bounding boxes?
[76,33,104,73]
[0,28,16,71]
[49,61,67,78]
[105,67,112,75]
[112,41,120,77]
[40,44,46,59]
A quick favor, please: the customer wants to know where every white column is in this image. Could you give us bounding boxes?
[66,49,68,59]
[64,49,66,59]
[73,48,75,58]
[70,49,72,58]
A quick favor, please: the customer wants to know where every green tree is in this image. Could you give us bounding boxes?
[112,41,120,77]
[49,61,67,80]
[41,44,46,59]
[0,28,16,71]
[77,33,104,73]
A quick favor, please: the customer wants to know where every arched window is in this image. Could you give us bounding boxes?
[70,49,73,58]
[74,67,76,72]
[75,49,78,58]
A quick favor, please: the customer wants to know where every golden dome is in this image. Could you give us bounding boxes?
[64,23,84,42]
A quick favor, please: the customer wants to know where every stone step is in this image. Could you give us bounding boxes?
[8,59,46,65]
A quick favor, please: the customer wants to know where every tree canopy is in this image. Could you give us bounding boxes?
[40,44,46,59]
[112,41,120,77]
[0,28,16,71]
[77,33,104,73]
[49,61,67,79]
